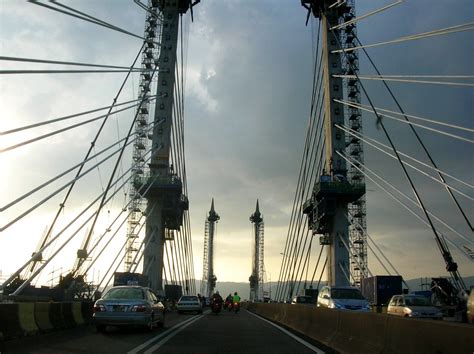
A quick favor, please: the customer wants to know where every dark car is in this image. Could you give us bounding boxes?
[93,286,165,332]
[291,295,314,306]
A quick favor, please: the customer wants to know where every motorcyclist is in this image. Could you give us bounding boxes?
[232,292,241,305]
[211,291,223,305]
[225,293,233,309]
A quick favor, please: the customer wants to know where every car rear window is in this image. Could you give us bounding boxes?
[103,288,144,300]
[331,288,365,300]
[405,296,430,306]
[297,296,312,303]
[180,296,198,301]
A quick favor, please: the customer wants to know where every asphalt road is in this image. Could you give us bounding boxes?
[3,309,326,354]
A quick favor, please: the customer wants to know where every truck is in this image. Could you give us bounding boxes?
[164,284,183,301]
[113,272,148,287]
[361,275,403,306]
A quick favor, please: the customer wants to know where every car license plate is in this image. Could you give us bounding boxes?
[113,305,125,312]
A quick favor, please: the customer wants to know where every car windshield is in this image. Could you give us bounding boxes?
[331,288,365,300]
[180,296,197,302]
[103,287,144,300]
[405,296,430,306]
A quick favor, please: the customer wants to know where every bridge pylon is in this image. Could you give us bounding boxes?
[302,0,366,287]
[249,200,264,302]
[133,0,198,293]
[201,199,220,299]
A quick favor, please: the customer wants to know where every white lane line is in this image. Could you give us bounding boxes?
[143,313,205,353]
[246,310,326,354]
[127,311,209,354]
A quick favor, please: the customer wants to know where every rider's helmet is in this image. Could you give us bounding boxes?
[234,292,238,295]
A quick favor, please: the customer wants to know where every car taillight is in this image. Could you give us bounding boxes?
[131,304,147,312]
[94,304,106,312]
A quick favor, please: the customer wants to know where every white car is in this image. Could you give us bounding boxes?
[317,286,370,311]
[387,295,442,319]
[177,295,203,314]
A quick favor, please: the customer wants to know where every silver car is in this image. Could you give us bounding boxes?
[317,286,370,311]
[177,295,203,314]
[93,286,165,332]
[387,295,442,319]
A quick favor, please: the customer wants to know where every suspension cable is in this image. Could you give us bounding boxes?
[332,22,474,53]
[333,74,474,87]
[335,100,473,144]
[335,99,473,134]
[0,102,147,153]
[0,96,155,136]
[330,0,403,30]
[335,124,473,200]
[338,151,473,256]
[328,17,467,292]
[277,24,323,300]
[28,0,156,43]
[0,55,144,70]
[353,31,474,232]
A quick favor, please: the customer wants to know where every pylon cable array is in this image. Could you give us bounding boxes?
[276,20,326,301]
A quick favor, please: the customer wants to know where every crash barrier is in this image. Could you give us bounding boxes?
[247,303,474,354]
[0,301,93,339]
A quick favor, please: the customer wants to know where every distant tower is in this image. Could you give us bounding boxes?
[249,200,264,302]
[201,199,219,298]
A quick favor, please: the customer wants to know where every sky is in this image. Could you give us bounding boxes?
[0,0,473,290]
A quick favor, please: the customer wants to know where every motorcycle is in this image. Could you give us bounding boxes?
[224,299,233,311]
[233,301,240,313]
[211,300,222,315]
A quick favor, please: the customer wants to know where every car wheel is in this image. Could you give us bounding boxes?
[147,314,155,331]
[157,313,165,328]
[96,325,106,333]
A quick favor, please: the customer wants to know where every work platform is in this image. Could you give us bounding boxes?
[303,178,365,235]
[133,174,188,230]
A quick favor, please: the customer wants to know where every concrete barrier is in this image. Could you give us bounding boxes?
[247,303,474,354]
[72,302,84,325]
[34,302,54,331]
[48,302,66,329]
[383,315,474,354]
[18,302,39,335]
[61,302,77,328]
[0,301,94,340]
[0,303,22,338]
[81,301,93,324]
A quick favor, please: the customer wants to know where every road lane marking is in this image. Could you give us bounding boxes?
[127,311,209,354]
[246,310,326,354]
[143,313,204,353]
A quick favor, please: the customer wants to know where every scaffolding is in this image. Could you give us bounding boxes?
[124,1,163,271]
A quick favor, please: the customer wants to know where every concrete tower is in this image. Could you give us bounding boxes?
[138,0,197,292]
[201,199,220,298]
[302,0,365,287]
[249,200,264,302]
